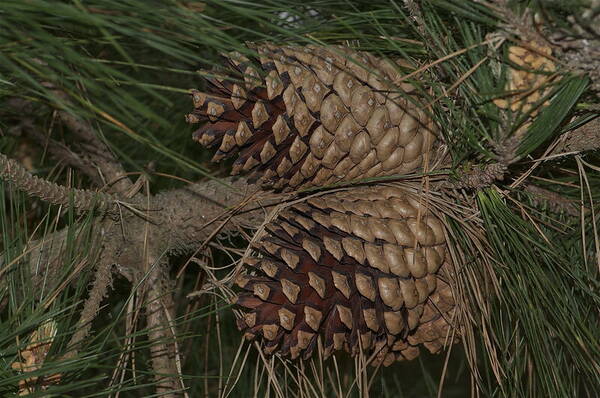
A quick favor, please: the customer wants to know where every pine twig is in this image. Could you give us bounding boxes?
[9,118,111,188]
[403,0,427,36]
[448,163,507,189]
[145,259,181,397]
[56,110,133,194]
[523,184,580,217]
[5,96,134,194]
[64,262,114,358]
[0,152,118,214]
[550,117,600,157]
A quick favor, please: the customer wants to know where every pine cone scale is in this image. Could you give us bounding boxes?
[188,44,439,191]
[187,43,458,365]
[234,185,456,365]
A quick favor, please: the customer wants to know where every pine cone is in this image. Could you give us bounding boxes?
[186,44,438,191]
[235,185,457,365]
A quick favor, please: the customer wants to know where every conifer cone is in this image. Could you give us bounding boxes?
[235,185,457,365]
[186,44,438,191]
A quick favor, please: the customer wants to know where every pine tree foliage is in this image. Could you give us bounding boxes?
[0,0,599,397]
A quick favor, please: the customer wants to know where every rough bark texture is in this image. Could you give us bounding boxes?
[0,133,275,395]
[20,176,274,292]
[550,117,600,156]
[0,152,117,214]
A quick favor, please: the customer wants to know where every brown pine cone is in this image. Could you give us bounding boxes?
[235,185,457,365]
[186,44,438,191]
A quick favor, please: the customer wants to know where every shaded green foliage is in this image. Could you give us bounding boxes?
[478,189,600,397]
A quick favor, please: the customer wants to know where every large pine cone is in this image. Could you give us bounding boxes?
[186,44,438,191]
[235,185,456,366]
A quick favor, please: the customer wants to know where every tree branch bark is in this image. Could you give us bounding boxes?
[5,95,134,194]
[550,116,600,157]
[0,152,118,214]
[56,109,133,194]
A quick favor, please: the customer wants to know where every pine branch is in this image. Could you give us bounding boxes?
[550,116,600,157]
[449,163,507,189]
[0,152,118,214]
[14,176,273,294]
[64,262,114,358]
[12,121,100,182]
[144,259,183,397]
[403,0,426,36]
[6,96,134,194]
[55,109,133,194]
[1,170,273,395]
[522,183,580,216]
